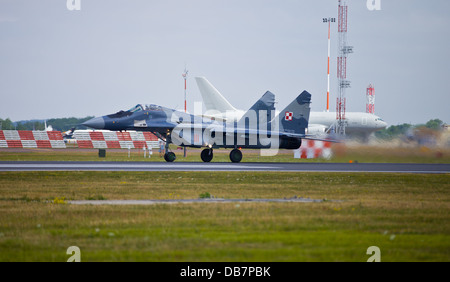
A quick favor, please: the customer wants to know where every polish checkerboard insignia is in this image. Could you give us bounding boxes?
[285,111,293,121]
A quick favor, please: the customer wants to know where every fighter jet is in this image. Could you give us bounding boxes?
[83,90,322,163]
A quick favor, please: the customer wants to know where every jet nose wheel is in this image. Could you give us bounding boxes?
[229,149,242,163]
[164,152,176,162]
[200,148,213,162]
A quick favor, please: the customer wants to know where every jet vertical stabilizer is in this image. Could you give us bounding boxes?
[237,91,275,129]
[275,91,311,135]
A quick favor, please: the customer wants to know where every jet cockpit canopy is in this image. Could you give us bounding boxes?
[128,104,144,113]
[144,104,162,111]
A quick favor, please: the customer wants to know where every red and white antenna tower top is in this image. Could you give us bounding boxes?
[366,84,375,114]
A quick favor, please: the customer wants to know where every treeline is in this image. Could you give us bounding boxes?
[0,117,94,131]
[375,119,446,140]
[46,117,94,131]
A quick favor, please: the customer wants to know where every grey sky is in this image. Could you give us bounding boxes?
[0,0,449,125]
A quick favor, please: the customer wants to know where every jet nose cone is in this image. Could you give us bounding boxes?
[82,117,105,129]
[378,121,388,129]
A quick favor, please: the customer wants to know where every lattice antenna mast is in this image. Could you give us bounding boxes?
[366,84,375,114]
[336,0,353,136]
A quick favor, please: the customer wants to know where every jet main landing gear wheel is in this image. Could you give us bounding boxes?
[200,148,213,162]
[229,149,242,163]
[164,152,176,162]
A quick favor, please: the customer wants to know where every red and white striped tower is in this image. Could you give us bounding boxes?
[323,17,335,112]
[182,67,188,157]
[182,67,188,113]
[366,84,375,114]
[181,66,188,158]
[336,0,353,136]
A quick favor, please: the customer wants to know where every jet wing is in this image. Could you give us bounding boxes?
[208,127,339,143]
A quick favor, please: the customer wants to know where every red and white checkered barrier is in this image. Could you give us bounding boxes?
[0,130,66,148]
[73,131,159,149]
[294,140,332,159]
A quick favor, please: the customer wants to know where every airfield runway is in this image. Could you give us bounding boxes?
[0,161,448,173]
